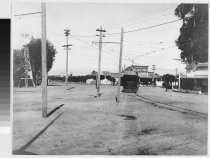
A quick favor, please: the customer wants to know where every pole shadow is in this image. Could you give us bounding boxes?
[47,84,61,86]
[13,113,63,155]
[47,104,64,117]
[67,87,74,90]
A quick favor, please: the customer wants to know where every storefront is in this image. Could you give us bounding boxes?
[181,62,208,93]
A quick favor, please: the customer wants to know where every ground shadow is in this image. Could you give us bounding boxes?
[12,150,37,155]
[118,114,137,120]
[67,87,74,90]
[47,104,64,117]
[47,84,61,86]
[13,113,63,155]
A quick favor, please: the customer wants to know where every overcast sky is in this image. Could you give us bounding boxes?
[13,2,186,76]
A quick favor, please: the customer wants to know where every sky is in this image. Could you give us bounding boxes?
[12,2,187,76]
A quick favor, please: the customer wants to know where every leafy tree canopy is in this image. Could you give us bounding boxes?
[26,37,57,77]
[175,4,208,63]
[13,37,57,86]
[13,49,25,86]
[162,74,176,84]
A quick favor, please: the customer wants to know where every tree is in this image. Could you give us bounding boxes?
[106,75,116,85]
[13,37,57,86]
[91,70,97,76]
[162,74,176,88]
[26,37,57,82]
[13,49,25,86]
[175,4,208,63]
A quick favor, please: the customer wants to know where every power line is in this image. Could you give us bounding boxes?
[75,4,177,33]
[14,11,42,17]
[125,19,182,33]
[105,19,182,35]
[123,40,175,47]
[109,11,175,30]
[14,11,181,41]
[62,19,181,39]
[80,4,173,31]
[70,35,119,58]
[59,13,176,38]
[70,45,121,67]
[70,35,131,64]
[71,34,95,38]
[103,4,177,28]
[15,20,178,52]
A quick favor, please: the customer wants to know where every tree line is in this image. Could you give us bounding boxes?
[48,74,116,85]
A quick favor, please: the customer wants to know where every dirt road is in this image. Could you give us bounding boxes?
[13,83,208,155]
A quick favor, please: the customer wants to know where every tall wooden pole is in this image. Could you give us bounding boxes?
[41,3,47,118]
[66,34,69,86]
[97,26,102,97]
[116,27,124,103]
[64,28,70,86]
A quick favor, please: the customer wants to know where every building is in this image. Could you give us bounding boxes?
[181,62,208,92]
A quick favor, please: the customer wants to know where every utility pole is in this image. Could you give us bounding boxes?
[116,27,124,103]
[96,26,106,97]
[173,59,181,91]
[152,65,156,86]
[63,28,72,87]
[41,3,47,118]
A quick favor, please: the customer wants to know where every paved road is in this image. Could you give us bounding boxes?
[13,83,208,155]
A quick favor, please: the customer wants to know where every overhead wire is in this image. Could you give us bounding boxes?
[70,35,120,58]
[105,19,182,35]
[81,4,175,31]
[13,4,180,68]
[63,4,178,36]
[104,7,177,31]
[102,4,177,28]
[108,11,174,31]
[14,12,42,17]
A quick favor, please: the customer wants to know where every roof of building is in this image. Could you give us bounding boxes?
[101,71,122,78]
[132,65,149,68]
[124,65,149,72]
[124,66,133,71]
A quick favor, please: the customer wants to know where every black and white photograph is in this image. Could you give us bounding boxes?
[12,1,208,155]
